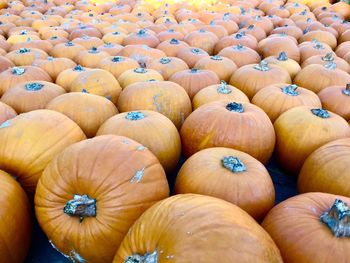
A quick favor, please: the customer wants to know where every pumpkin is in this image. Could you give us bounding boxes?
[74,47,110,68]
[258,36,300,62]
[0,56,14,73]
[118,67,164,89]
[0,101,16,125]
[336,41,350,58]
[294,62,350,93]
[175,147,275,221]
[9,39,53,53]
[50,41,86,60]
[239,24,267,42]
[274,107,350,174]
[271,26,303,40]
[317,84,350,121]
[0,109,86,194]
[118,44,166,67]
[330,1,350,20]
[1,81,65,113]
[298,138,350,196]
[0,66,52,96]
[156,38,189,57]
[194,55,237,83]
[262,193,350,263]
[114,194,283,263]
[180,101,275,163]
[218,44,261,68]
[69,25,102,40]
[183,29,219,55]
[6,47,48,66]
[176,47,209,68]
[211,18,239,35]
[0,170,31,263]
[301,53,350,73]
[35,135,169,263]
[33,56,77,81]
[214,32,259,54]
[229,61,291,99]
[97,110,181,172]
[147,57,189,80]
[263,52,301,79]
[72,35,104,50]
[55,65,87,92]
[116,80,191,129]
[102,31,127,45]
[122,29,160,48]
[169,68,220,99]
[299,41,334,63]
[200,22,228,39]
[70,69,122,104]
[98,56,139,79]
[243,15,274,34]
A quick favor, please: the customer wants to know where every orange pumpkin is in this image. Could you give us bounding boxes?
[102,31,127,45]
[35,135,169,263]
[218,44,261,68]
[262,193,350,263]
[259,36,301,62]
[118,44,166,67]
[114,194,283,263]
[181,101,275,163]
[184,29,219,55]
[176,47,209,68]
[0,101,16,125]
[75,47,110,68]
[299,41,334,62]
[175,147,275,221]
[72,35,104,50]
[50,41,86,60]
[33,56,77,81]
[147,57,189,80]
[299,30,338,50]
[0,56,14,73]
[118,67,164,89]
[55,65,87,92]
[6,47,48,66]
[214,32,259,54]
[116,80,191,129]
[263,52,301,79]
[97,110,181,172]
[97,43,123,56]
[301,53,350,73]
[123,29,160,48]
[274,107,350,174]
[156,38,190,57]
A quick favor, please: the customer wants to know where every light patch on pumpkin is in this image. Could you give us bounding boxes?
[136,145,147,151]
[0,120,11,129]
[70,250,87,263]
[130,167,145,183]
[152,93,162,112]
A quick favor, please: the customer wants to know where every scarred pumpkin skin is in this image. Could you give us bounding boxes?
[0,110,86,194]
[114,194,283,263]
[262,192,350,263]
[175,147,275,221]
[0,170,31,263]
[0,101,16,125]
[180,101,275,164]
[35,135,169,263]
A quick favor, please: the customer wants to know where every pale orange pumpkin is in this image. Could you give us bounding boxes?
[33,56,77,81]
[75,47,110,68]
[176,47,210,68]
[301,53,350,73]
[50,41,86,60]
[147,57,189,80]
[0,101,16,125]
[156,38,190,57]
[6,47,48,66]
[118,67,164,89]
[218,44,261,68]
[98,56,140,79]
[55,65,88,92]
[263,52,301,79]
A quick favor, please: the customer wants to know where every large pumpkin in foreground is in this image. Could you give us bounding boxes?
[114,194,282,263]
[262,193,350,263]
[35,135,169,263]
[0,170,31,263]
[180,101,275,163]
[0,110,86,194]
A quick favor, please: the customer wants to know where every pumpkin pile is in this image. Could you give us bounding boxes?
[0,0,350,262]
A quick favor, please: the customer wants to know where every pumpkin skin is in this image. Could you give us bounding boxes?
[175,147,275,221]
[33,57,77,81]
[97,110,181,172]
[218,44,261,68]
[72,36,104,50]
[6,47,48,66]
[147,57,189,80]
[117,80,191,129]
[294,62,350,93]
[156,38,189,57]
[114,194,283,263]
[214,32,259,54]
[299,30,338,50]
[298,138,350,196]
[55,65,87,92]
[252,84,321,123]
[274,107,350,174]
[70,69,122,104]
[50,41,86,60]
[180,101,275,163]
[1,81,66,114]
[176,47,210,68]
[0,110,86,194]
[0,101,16,125]
[184,29,219,55]
[0,66,52,96]
[118,68,164,89]
[169,68,220,100]
[262,192,350,263]
[75,47,110,68]
[123,29,160,48]
[46,92,118,138]
[229,61,292,100]
[0,56,14,73]
[98,56,140,79]
[0,170,31,263]
[192,81,249,110]
[35,135,169,263]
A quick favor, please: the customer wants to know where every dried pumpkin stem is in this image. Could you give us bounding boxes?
[311,108,330,118]
[65,41,74,46]
[17,48,30,54]
[88,47,99,53]
[125,111,145,121]
[320,199,350,237]
[12,67,25,75]
[73,65,84,71]
[211,55,222,61]
[226,102,244,113]
[234,44,245,51]
[343,84,350,96]
[190,68,199,73]
[134,68,147,74]
[277,52,288,61]
[25,83,44,91]
[217,81,232,94]
[160,57,171,64]
[322,53,334,62]
[324,62,337,70]
[254,60,270,71]
[170,38,179,44]
[222,156,246,173]
[64,194,96,221]
[125,251,158,263]
[281,84,299,96]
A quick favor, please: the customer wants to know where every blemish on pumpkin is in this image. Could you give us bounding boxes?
[130,167,145,183]
[136,145,147,151]
[165,255,175,260]
[153,93,162,112]
[122,140,130,144]
[70,250,86,263]
[0,120,11,129]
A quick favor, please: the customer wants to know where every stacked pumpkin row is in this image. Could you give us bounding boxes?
[0,0,350,262]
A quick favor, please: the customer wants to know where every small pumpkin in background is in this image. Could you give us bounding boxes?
[169,68,220,99]
[317,84,350,121]
[74,47,110,68]
[274,107,350,174]
[9,39,53,54]
[229,61,291,99]
[118,44,166,67]
[147,57,189,80]
[117,80,192,129]
[96,43,123,56]
[70,69,122,104]
[192,81,249,110]
[0,101,16,125]
[55,65,87,92]
[1,81,65,114]
[50,41,86,60]
[263,52,301,79]
[33,56,77,81]
[46,92,118,138]
[122,29,160,48]
[102,31,127,45]
[218,44,261,68]
[239,24,267,42]
[258,36,300,62]
[176,47,209,68]
[214,32,259,54]
[6,47,48,66]
[194,55,237,83]
[252,84,321,123]
[184,29,219,55]
[0,66,52,96]
[299,138,350,197]
[114,194,283,263]
[118,67,164,89]
[156,38,189,57]
[262,193,350,263]
[301,53,350,73]
[97,110,181,172]
[35,135,169,263]
[0,170,31,263]
[98,56,139,79]
[72,36,104,50]
[175,147,275,221]
[181,101,275,164]
[294,62,350,93]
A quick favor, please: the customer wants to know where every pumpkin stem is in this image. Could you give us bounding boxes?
[73,65,84,71]
[235,32,245,39]
[11,67,26,75]
[324,62,337,70]
[322,53,334,62]
[25,82,44,91]
[191,48,201,54]
[65,41,74,46]
[222,156,246,173]
[64,194,96,222]
[88,47,99,53]
[217,81,232,94]
[17,48,30,54]
[234,44,245,51]
[211,55,222,61]
[170,38,179,44]
[281,84,299,96]
[159,57,171,64]
[277,52,288,61]
[226,102,244,113]
[311,108,330,118]
[342,84,350,96]
[112,31,120,35]
[124,251,158,263]
[313,42,324,50]
[134,68,147,74]
[125,111,145,120]
[190,68,199,73]
[320,199,350,238]
[254,60,270,71]
[137,29,146,36]
[247,24,254,29]
[111,56,123,62]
